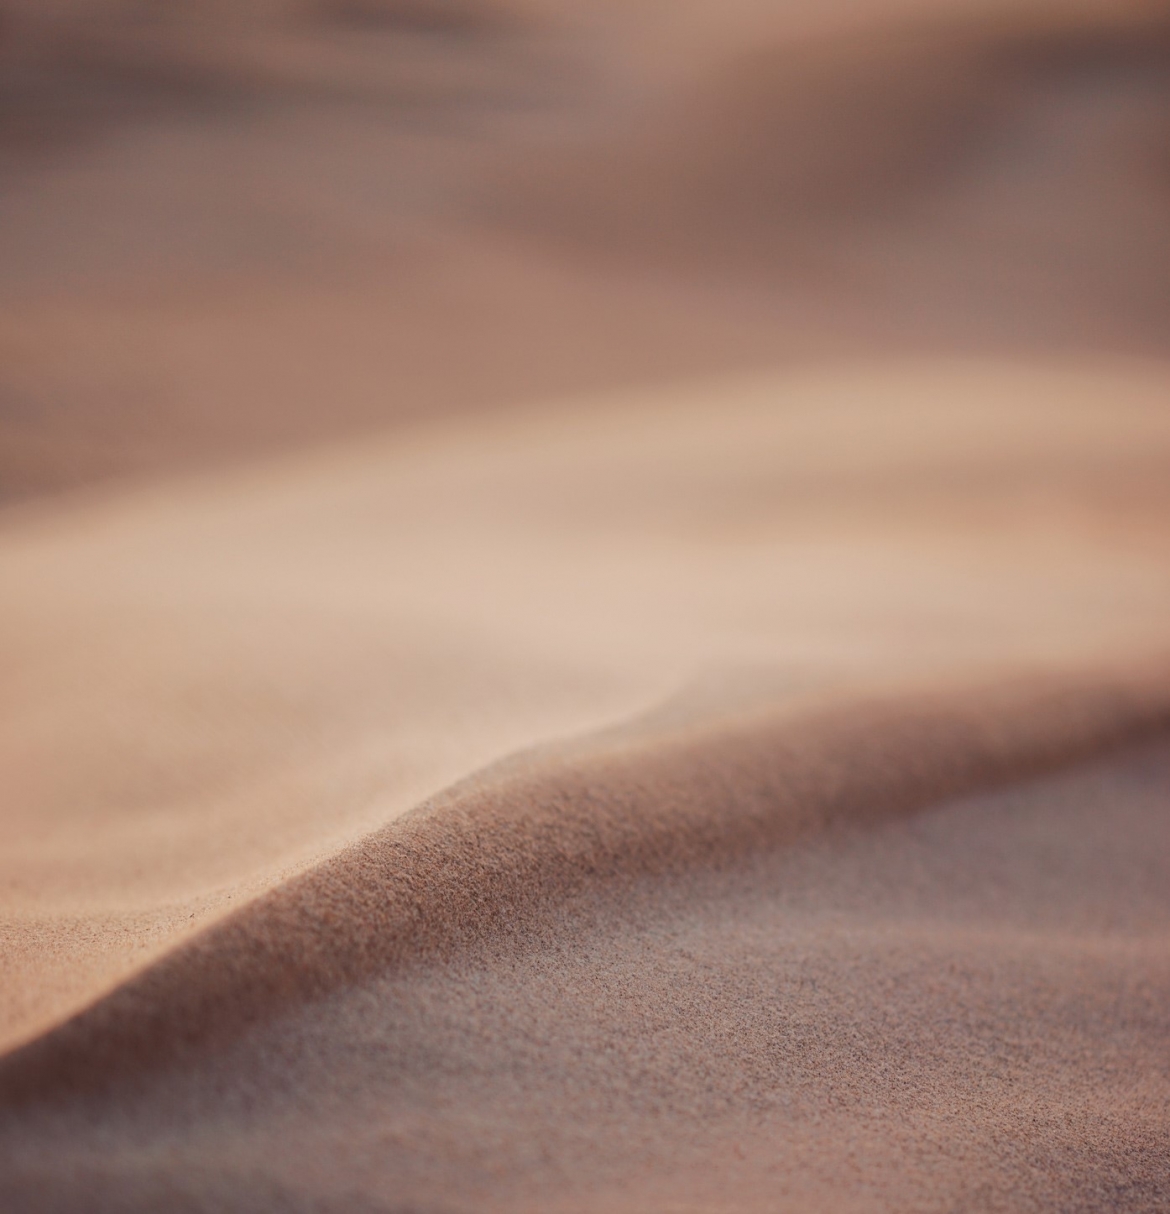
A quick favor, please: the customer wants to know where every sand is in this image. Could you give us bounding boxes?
[1,1,1170,1210]
[3,0,1169,498]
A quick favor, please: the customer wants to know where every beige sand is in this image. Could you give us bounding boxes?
[3,357,1170,1209]
[1,1,1170,1210]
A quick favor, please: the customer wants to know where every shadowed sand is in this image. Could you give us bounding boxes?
[3,357,1170,1208]
[5,660,1170,1104]
[2,0,1170,1210]
[4,739,1170,1211]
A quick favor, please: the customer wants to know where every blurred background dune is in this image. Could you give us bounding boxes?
[2,0,1168,502]
[4,9,1170,1207]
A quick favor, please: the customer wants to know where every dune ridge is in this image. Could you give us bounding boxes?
[4,657,1170,1110]
[2,1,1170,1201]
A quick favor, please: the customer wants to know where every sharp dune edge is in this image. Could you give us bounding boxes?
[3,357,1170,1210]
[3,660,1170,1107]
[3,0,1170,1208]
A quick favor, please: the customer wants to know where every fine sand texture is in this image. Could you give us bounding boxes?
[2,358,1170,1210]
[2,0,1170,1210]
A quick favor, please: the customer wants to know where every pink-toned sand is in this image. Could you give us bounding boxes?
[1,2,1169,1210]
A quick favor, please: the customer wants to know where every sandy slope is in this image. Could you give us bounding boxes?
[2,356,1170,1208]
[6,740,1170,1212]
[2,0,1170,1209]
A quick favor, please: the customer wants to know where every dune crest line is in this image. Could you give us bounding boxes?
[3,660,1170,1106]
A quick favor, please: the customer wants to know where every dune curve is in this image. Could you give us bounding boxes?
[3,657,1170,1113]
[3,1,1170,1208]
[4,356,1170,1056]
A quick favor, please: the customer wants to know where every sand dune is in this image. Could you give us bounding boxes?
[2,357,1170,1207]
[2,0,1170,1209]
[6,659,1170,1104]
[2,0,1169,500]
[5,741,1170,1211]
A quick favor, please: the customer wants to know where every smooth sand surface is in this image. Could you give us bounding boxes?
[3,0,1168,498]
[2,0,1170,1210]
[3,357,1170,1209]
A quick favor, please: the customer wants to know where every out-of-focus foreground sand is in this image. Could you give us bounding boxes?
[1,2,1170,1211]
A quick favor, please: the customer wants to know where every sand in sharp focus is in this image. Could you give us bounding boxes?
[1,1,1170,1210]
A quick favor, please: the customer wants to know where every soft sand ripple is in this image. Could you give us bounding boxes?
[1,357,1170,1207]
[3,659,1170,1107]
[2,6,1170,1202]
